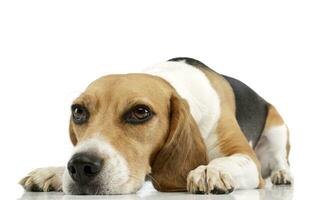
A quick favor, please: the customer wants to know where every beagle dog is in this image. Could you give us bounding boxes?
[20,58,292,195]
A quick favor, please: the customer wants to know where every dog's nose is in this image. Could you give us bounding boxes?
[67,153,103,184]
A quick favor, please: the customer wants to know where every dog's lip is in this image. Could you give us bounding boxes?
[67,181,107,195]
[64,165,130,195]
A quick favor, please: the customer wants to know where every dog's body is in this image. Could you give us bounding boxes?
[20,58,292,195]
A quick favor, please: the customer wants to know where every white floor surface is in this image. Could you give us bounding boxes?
[17,181,293,200]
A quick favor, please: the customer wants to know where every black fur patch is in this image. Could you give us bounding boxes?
[222,75,268,147]
[168,57,268,147]
[168,57,215,72]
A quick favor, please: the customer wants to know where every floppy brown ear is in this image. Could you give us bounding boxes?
[151,94,208,192]
[69,122,77,146]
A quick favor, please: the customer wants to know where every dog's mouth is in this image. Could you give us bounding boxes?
[62,158,133,195]
[62,169,144,195]
[65,180,106,195]
[62,166,134,195]
[62,138,145,195]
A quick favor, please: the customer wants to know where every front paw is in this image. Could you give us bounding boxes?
[187,165,236,194]
[19,167,64,192]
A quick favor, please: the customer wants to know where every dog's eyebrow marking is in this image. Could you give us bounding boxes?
[73,94,98,112]
[73,94,90,105]
[118,97,156,114]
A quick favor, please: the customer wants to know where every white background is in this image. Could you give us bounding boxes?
[0,0,311,199]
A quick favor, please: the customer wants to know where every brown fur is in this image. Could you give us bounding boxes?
[69,74,208,192]
[69,122,77,146]
[151,94,208,191]
[198,69,265,188]
[264,105,285,128]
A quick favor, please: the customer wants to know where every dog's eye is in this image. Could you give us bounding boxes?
[124,105,153,124]
[71,104,89,125]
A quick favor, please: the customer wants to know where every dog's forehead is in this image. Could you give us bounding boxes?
[76,73,172,107]
[86,74,169,95]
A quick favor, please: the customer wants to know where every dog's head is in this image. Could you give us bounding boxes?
[62,74,208,195]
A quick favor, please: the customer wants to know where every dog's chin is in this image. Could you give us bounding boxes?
[63,180,142,195]
[64,181,107,195]
[62,170,144,195]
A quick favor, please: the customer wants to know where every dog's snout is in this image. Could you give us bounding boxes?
[67,153,103,184]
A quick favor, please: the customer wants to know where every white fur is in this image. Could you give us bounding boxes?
[20,167,64,192]
[255,124,291,179]
[205,131,224,160]
[63,136,142,194]
[208,154,259,189]
[144,60,221,140]
[187,165,235,194]
[187,154,259,193]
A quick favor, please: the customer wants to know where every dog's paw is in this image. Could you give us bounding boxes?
[271,169,292,185]
[19,167,64,192]
[187,165,236,194]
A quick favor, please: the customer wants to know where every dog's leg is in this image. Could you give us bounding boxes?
[187,111,265,194]
[255,105,292,185]
[187,154,260,194]
[19,167,64,192]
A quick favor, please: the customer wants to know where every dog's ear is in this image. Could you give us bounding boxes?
[69,122,77,146]
[151,93,208,192]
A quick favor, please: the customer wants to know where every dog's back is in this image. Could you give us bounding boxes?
[146,57,291,185]
[168,57,269,147]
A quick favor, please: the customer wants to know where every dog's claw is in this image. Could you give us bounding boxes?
[187,166,236,195]
[19,167,64,192]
